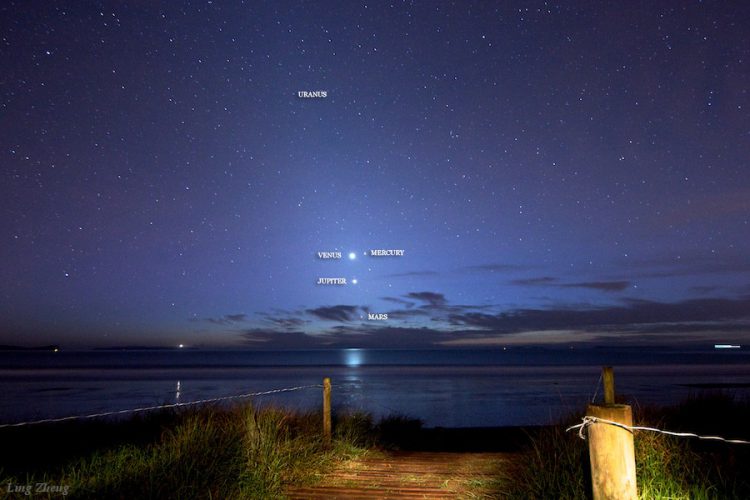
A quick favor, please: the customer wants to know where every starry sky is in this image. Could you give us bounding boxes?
[1,1,749,349]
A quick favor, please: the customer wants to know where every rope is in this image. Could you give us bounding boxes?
[566,416,750,445]
[0,384,322,429]
[590,372,603,403]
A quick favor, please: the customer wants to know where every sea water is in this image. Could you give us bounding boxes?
[1,347,749,427]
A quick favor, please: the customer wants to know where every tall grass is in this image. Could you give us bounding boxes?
[505,424,589,499]
[1,404,370,499]
[635,429,716,499]
[238,406,338,496]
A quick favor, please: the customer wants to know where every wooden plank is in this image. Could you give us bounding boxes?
[285,451,509,499]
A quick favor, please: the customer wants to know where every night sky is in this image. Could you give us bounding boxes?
[2,1,749,349]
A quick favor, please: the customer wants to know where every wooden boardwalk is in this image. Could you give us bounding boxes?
[285,451,512,499]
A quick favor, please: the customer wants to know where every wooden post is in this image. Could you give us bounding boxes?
[603,366,615,405]
[586,367,637,500]
[323,377,331,447]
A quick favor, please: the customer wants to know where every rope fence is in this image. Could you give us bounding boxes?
[566,415,750,445]
[0,384,323,429]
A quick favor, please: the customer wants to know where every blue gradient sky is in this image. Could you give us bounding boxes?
[1,1,749,348]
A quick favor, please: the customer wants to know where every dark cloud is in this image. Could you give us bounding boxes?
[511,278,630,292]
[465,264,531,273]
[235,294,750,349]
[267,317,307,329]
[382,296,416,308]
[240,329,332,348]
[447,296,750,333]
[511,277,558,286]
[381,308,432,319]
[384,271,439,278]
[240,325,461,349]
[405,291,447,307]
[559,281,630,292]
[690,285,721,295]
[306,305,360,321]
[202,314,248,325]
[325,326,458,348]
[608,322,750,335]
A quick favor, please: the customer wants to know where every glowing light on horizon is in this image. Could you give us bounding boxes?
[345,348,363,367]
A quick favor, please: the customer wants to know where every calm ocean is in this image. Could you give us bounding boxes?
[1,347,749,427]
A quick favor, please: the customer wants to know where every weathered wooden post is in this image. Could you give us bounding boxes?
[602,366,615,405]
[323,377,332,447]
[586,366,637,500]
